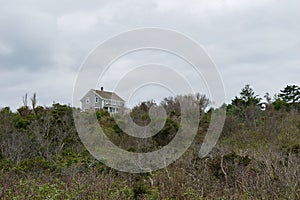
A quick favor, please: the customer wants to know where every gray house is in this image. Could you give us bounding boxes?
[80,87,125,113]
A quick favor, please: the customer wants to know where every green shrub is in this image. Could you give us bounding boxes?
[133,183,150,199]
[14,117,29,129]
[14,157,55,172]
[0,159,14,171]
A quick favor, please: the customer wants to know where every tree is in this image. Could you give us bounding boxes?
[274,85,300,111]
[229,85,262,129]
[278,85,300,104]
[31,93,37,115]
[160,93,209,117]
[22,93,28,107]
[130,101,156,126]
[231,84,261,107]
[272,94,289,111]
[264,92,272,105]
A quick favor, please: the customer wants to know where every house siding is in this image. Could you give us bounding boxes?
[80,89,125,113]
[81,90,96,111]
[94,96,102,108]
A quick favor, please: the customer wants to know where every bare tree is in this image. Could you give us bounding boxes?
[22,93,28,107]
[31,93,37,115]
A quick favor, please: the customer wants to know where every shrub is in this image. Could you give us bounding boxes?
[14,157,55,172]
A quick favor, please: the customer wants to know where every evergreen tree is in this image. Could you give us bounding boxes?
[232,84,261,107]
[278,85,300,104]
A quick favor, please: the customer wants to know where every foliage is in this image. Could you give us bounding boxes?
[227,85,262,128]
[278,85,300,104]
[0,87,300,199]
[231,84,261,108]
[276,85,300,111]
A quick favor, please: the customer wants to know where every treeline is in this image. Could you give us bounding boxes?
[0,84,299,199]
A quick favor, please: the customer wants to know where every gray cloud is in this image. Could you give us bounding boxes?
[0,0,300,110]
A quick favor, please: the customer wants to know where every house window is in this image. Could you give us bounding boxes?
[95,97,99,103]
[86,97,90,104]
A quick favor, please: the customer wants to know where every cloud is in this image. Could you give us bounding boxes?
[0,41,14,56]
[0,5,57,70]
[0,0,300,110]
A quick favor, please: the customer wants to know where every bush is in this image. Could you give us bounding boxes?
[14,157,55,172]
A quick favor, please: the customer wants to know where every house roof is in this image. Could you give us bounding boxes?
[93,89,125,102]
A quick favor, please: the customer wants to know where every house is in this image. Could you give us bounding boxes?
[80,87,125,113]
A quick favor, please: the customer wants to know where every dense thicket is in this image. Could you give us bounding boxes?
[0,85,299,199]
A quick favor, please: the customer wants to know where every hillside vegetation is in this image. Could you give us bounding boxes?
[0,85,299,199]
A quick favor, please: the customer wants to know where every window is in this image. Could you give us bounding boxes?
[86,97,90,104]
[95,97,99,103]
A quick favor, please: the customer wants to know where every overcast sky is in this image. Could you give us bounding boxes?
[1,0,300,110]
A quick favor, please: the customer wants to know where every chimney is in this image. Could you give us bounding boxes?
[101,87,103,91]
